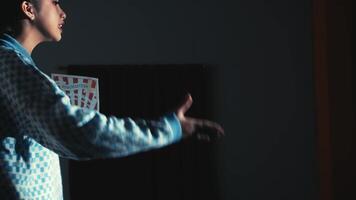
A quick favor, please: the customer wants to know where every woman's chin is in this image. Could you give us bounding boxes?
[52,34,62,42]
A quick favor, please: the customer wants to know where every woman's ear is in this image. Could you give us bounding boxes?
[21,1,36,20]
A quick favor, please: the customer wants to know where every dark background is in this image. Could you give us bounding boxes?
[32,0,318,199]
[67,64,222,200]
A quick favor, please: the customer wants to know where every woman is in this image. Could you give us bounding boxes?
[0,0,224,199]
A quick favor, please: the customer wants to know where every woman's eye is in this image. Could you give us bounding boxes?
[53,1,60,5]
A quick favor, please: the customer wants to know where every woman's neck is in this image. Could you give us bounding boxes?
[14,22,44,55]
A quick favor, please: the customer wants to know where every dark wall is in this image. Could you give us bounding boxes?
[32,0,317,199]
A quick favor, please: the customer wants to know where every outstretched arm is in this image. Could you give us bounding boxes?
[0,50,182,160]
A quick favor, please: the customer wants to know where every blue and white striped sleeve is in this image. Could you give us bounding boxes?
[0,50,182,160]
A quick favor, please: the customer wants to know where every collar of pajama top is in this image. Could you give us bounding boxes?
[0,33,35,65]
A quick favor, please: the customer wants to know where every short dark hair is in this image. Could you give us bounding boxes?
[0,0,38,35]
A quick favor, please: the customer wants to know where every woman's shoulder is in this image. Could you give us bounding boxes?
[0,45,23,61]
[0,46,34,68]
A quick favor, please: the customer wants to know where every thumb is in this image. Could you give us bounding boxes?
[176,93,193,117]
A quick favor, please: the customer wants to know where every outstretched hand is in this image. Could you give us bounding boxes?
[175,94,225,141]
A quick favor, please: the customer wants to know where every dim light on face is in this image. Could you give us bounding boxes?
[32,0,67,42]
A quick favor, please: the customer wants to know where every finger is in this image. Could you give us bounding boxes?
[215,123,225,136]
[196,133,211,142]
[177,93,193,116]
[200,120,225,136]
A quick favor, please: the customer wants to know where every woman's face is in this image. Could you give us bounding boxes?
[33,0,66,42]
